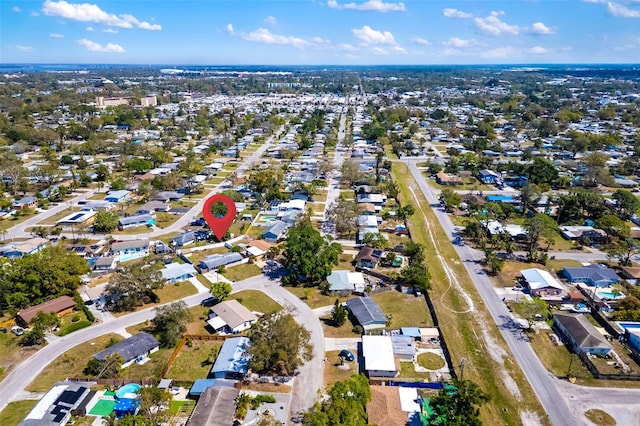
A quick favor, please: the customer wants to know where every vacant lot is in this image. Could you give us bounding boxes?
[223,263,263,282]
[0,400,38,426]
[166,340,223,381]
[324,350,358,385]
[228,290,281,315]
[286,286,354,309]
[371,290,433,328]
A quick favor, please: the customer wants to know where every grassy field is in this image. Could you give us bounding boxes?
[112,281,198,317]
[26,333,123,392]
[0,331,41,383]
[417,352,446,370]
[323,350,358,385]
[165,340,223,381]
[223,263,263,282]
[321,316,360,338]
[393,162,548,426]
[0,400,38,426]
[286,286,354,309]
[228,290,282,314]
[371,290,433,328]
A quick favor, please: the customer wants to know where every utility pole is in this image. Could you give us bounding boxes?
[459,357,467,381]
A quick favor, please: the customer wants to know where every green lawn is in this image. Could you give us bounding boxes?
[0,400,38,426]
[223,263,263,282]
[112,281,198,317]
[165,340,223,381]
[228,290,282,314]
[417,352,446,370]
[371,290,433,328]
[398,361,430,379]
[36,208,81,225]
[169,400,196,416]
[286,286,355,309]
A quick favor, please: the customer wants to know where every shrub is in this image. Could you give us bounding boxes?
[352,325,363,335]
[58,320,92,336]
[71,314,81,323]
[250,394,276,410]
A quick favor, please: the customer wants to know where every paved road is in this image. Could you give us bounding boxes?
[5,128,283,242]
[321,108,348,237]
[0,273,325,420]
[406,160,640,426]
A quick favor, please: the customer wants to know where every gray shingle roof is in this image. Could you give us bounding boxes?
[93,332,159,363]
[345,297,387,327]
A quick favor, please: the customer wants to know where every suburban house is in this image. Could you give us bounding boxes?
[560,226,607,243]
[391,334,416,362]
[625,328,640,353]
[367,386,421,426]
[326,270,366,295]
[12,196,38,210]
[81,200,113,211]
[199,252,244,271]
[207,300,257,334]
[104,190,130,203]
[135,201,169,215]
[56,210,97,230]
[108,239,150,262]
[356,193,386,211]
[435,171,462,186]
[160,262,197,283]
[477,169,502,184]
[93,256,117,272]
[118,213,155,229]
[188,378,236,398]
[93,332,160,369]
[553,312,612,356]
[362,335,399,378]
[171,230,198,247]
[244,239,274,259]
[345,297,388,331]
[262,220,288,243]
[620,267,640,285]
[520,268,565,297]
[20,382,93,426]
[0,237,48,259]
[210,336,251,379]
[563,264,619,287]
[188,386,240,426]
[151,191,183,202]
[355,247,383,269]
[16,295,76,326]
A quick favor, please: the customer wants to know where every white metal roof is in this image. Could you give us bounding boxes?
[362,335,396,372]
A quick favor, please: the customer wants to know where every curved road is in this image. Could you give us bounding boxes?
[406,159,640,426]
[0,273,324,417]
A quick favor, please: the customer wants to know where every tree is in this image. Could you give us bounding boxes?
[520,297,549,325]
[138,386,172,424]
[396,204,415,221]
[523,213,558,262]
[429,379,490,426]
[325,198,361,235]
[126,158,154,173]
[340,160,364,187]
[153,301,190,347]
[331,299,348,327]
[83,352,124,378]
[526,158,558,186]
[612,189,640,220]
[303,374,371,426]
[596,215,630,242]
[440,188,462,212]
[518,182,541,215]
[282,219,342,286]
[247,166,284,199]
[92,210,120,233]
[606,238,640,267]
[104,264,164,312]
[482,249,505,275]
[247,311,313,376]
[210,281,232,301]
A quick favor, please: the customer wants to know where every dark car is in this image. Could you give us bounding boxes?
[200,296,218,307]
[339,349,355,361]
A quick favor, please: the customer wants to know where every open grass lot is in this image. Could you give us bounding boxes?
[398,361,430,379]
[321,316,360,338]
[169,400,196,416]
[286,286,354,309]
[228,290,282,314]
[336,253,355,270]
[324,350,358,386]
[154,212,181,229]
[123,347,173,381]
[417,352,446,370]
[371,290,433,328]
[184,305,211,335]
[166,340,223,381]
[0,331,41,383]
[425,176,494,192]
[393,162,548,425]
[223,263,263,282]
[26,333,123,392]
[112,281,198,317]
[0,400,38,426]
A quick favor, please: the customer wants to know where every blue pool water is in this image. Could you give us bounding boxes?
[260,215,276,221]
[597,291,624,299]
[116,383,141,399]
[486,195,515,202]
[617,322,640,331]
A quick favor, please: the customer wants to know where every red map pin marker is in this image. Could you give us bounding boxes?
[202,194,237,240]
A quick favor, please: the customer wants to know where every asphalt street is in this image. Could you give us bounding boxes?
[406,160,640,426]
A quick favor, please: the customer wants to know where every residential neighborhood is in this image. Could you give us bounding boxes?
[1,63,640,426]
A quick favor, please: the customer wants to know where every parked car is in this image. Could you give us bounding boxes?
[200,296,218,307]
[339,349,355,361]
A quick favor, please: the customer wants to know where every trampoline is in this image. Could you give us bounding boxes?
[89,399,116,416]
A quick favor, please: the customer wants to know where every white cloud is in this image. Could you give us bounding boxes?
[310,36,331,44]
[16,45,33,52]
[411,37,430,45]
[607,2,640,17]
[12,6,21,13]
[102,28,118,34]
[49,33,65,38]
[264,16,277,25]
[352,25,395,44]
[77,38,125,53]
[528,22,555,35]
[443,48,463,56]
[482,46,518,59]
[86,26,94,31]
[530,46,547,54]
[241,28,310,48]
[443,8,472,18]
[475,11,519,36]
[336,43,359,52]
[226,23,235,34]
[327,0,406,12]
[42,0,161,30]
[443,37,478,48]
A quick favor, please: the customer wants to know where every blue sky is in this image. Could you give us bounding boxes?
[1,0,639,65]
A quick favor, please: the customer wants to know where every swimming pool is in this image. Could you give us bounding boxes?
[616,322,640,331]
[259,215,276,222]
[596,290,625,300]
[116,383,141,399]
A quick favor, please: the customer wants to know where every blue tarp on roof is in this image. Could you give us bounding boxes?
[401,327,421,338]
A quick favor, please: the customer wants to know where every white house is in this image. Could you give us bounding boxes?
[207,300,257,334]
[362,335,398,378]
